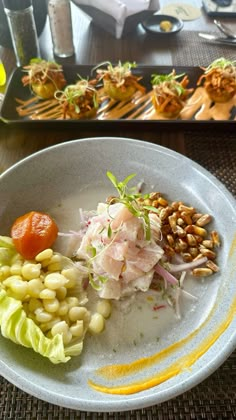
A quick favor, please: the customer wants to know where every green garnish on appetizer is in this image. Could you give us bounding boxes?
[94,61,146,101]
[55,77,99,119]
[22,58,67,99]
[151,70,193,118]
[197,57,236,103]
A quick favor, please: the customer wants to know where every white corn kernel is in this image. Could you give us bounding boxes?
[41,258,52,268]
[47,262,62,272]
[62,330,73,345]
[66,297,80,309]
[44,273,67,290]
[27,279,44,298]
[3,275,22,287]
[49,254,62,264]
[70,320,84,337]
[43,298,60,313]
[39,288,56,300]
[56,286,67,301]
[22,263,41,280]
[28,298,42,312]
[0,265,11,280]
[10,279,28,300]
[51,320,69,337]
[10,263,22,276]
[40,317,61,333]
[57,300,68,316]
[88,313,105,334]
[68,306,88,322]
[61,268,78,288]
[96,300,112,319]
[35,248,53,262]
[35,309,53,323]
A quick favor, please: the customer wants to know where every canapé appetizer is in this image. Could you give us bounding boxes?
[22,59,67,99]
[197,58,236,103]
[151,71,193,118]
[94,61,146,101]
[55,78,99,119]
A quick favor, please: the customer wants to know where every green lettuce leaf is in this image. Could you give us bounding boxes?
[0,289,81,364]
[0,236,17,266]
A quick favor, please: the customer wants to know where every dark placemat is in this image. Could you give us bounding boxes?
[0,133,236,419]
[169,31,236,66]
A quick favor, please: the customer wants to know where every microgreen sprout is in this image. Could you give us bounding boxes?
[93,61,137,84]
[106,171,159,241]
[204,57,236,74]
[54,77,98,113]
[151,72,186,96]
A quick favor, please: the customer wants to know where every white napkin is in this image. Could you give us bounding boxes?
[73,0,159,37]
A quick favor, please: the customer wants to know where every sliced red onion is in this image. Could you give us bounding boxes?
[155,263,178,285]
[168,257,208,273]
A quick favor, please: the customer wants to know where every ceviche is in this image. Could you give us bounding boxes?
[0,173,220,364]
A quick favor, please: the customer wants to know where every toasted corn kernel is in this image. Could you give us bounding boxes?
[174,243,182,254]
[189,247,199,258]
[199,248,216,260]
[196,214,212,227]
[185,225,207,237]
[206,260,220,272]
[176,238,188,251]
[161,224,172,235]
[192,268,213,277]
[192,213,203,223]
[149,192,160,200]
[178,204,195,214]
[144,198,152,206]
[181,253,193,262]
[152,200,159,208]
[187,234,197,246]
[171,201,182,210]
[169,214,177,233]
[158,197,168,207]
[194,234,203,244]
[211,231,221,247]
[177,217,185,226]
[176,225,186,238]
[202,240,214,249]
[160,207,171,221]
[167,234,175,247]
[193,253,206,261]
[163,244,175,257]
[181,212,193,225]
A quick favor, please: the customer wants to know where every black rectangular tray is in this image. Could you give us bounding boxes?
[1,64,235,128]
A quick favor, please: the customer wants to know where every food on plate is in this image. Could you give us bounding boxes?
[94,61,146,101]
[151,70,194,117]
[0,173,220,364]
[197,57,236,103]
[11,211,58,259]
[54,78,99,119]
[21,59,67,99]
[160,20,173,32]
[69,172,219,303]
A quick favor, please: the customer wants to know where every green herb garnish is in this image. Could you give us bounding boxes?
[106,171,159,241]
[151,72,186,96]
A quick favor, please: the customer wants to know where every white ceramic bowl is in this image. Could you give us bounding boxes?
[0,137,236,412]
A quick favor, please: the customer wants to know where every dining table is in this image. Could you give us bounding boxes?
[0,0,236,418]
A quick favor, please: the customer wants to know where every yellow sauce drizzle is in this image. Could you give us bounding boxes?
[88,297,236,395]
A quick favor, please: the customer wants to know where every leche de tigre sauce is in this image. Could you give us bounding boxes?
[15,86,236,122]
[88,235,236,395]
